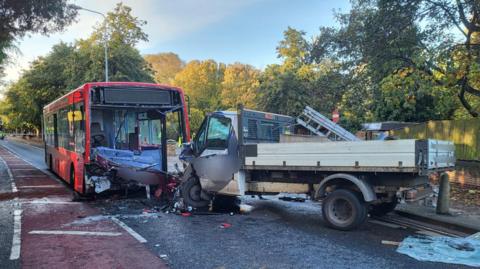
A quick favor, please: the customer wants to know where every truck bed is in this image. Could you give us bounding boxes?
[244,139,455,173]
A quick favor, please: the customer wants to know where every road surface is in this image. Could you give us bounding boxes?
[0,138,471,269]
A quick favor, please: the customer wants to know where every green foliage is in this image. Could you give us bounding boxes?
[276,27,310,70]
[0,0,77,68]
[0,3,153,131]
[220,63,260,110]
[260,28,346,119]
[144,53,185,84]
[173,60,224,113]
[309,0,470,128]
[188,108,206,136]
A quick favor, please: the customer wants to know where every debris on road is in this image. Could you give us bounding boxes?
[381,240,400,246]
[220,223,232,229]
[397,233,480,267]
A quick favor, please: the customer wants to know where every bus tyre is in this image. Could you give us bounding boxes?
[181,177,210,208]
[322,189,367,231]
[369,199,398,217]
[70,166,76,189]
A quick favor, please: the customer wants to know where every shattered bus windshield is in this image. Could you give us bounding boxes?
[86,85,189,190]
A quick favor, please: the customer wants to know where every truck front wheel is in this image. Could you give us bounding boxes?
[322,189,367,231]
[181,177,210,208]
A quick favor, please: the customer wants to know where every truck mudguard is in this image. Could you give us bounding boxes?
[316,173,377,202]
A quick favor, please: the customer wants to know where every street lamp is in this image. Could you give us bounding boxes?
[70,4,109,82]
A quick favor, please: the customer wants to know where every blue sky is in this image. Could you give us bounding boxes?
[3,0,350,85]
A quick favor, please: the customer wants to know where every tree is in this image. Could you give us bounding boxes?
[0,0,77,69]
[260,27,347,118]
[144,53,184,84]
[276,27,310,70]
[82,2,153,82]
[173,60,224,113]
[220,63,260,109]
[259,65,310,116]
[0,4,154,132]
[310,0,461,126]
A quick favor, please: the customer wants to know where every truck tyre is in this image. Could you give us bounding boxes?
[181,177,210,208]
[369,199,397,217]
[322,189,367,231]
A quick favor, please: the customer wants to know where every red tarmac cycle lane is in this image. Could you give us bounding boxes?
[0,146,168,269]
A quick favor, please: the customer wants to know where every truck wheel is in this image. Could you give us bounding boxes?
[369,199,398,217]
[181,177,210,208]
[322,189,367,231]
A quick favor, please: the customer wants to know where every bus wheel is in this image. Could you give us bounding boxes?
[70,165,76,189]
[181,177,210,208]
[322,189,367,231]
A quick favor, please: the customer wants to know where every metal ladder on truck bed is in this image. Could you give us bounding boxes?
[296,106,360,141]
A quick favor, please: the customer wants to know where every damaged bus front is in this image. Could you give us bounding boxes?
[43,82,190,196]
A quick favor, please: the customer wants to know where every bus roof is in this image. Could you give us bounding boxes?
[43,81,185,111]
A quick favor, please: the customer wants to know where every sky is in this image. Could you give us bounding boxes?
[2,0,351,87]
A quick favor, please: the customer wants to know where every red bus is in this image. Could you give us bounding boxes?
[43,82,191,195]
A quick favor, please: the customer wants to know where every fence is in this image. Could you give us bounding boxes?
[391,118,480,161]
[392,119,480,188]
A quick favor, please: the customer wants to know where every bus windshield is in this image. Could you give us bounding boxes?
[91,107,183,151]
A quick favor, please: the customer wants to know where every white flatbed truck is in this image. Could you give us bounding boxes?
[179,108,455,230]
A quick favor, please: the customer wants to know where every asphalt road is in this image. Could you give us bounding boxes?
[0,138,472,269]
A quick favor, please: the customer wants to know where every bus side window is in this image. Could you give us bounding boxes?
[53,113,58,148]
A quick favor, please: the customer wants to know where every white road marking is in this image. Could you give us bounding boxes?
[11,182,18,193]
[24,200,80,205]
[1,142,63,183]
[111,217,147,243]
[0,155,18,193]
[1,142,43,166]
[10,209,22,260]
[28,230,122,236]
[18,185,62,188]
[14,175,47,178]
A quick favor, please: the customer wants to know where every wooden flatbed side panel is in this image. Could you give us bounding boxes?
[245,140,417,168]
[247,182,309,193]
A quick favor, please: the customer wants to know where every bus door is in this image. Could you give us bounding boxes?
[70,102,86,192]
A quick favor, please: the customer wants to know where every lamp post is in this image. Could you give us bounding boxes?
[70,5,109,82]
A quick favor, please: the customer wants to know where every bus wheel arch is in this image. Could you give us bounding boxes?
[70,163,75,189]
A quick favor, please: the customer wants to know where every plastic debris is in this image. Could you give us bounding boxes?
[239,204,253,214]
[220,223,232,229]
[381,240,400,246]
[397,234,480,267]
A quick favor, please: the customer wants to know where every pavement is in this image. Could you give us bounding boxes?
[396,203,480,234]
[0,137,477,269]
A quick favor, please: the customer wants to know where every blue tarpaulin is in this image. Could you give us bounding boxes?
[397,233,480,267]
